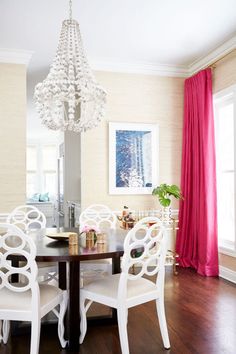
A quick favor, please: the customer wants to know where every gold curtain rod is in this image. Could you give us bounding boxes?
[208,48,236,69]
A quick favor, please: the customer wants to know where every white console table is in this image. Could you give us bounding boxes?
[27,202,54,218]
[165,218,179,275]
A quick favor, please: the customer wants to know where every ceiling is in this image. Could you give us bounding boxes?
[1,0,236,139]
[1,0,236,74]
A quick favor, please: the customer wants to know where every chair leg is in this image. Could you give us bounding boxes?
[30,317,41,354]
[0,320,2,343]
[79,296,87,344]
[58,291,68,348]
[156,298,170,349]
[0,320,10,344]
[3,320,10,344]
[117,308,129,354]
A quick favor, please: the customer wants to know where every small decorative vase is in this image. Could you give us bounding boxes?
[160,206,172,224]
[85,231,97,249]
[68,232,79,255]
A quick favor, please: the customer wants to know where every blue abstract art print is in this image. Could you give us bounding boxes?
[109,122,158,194]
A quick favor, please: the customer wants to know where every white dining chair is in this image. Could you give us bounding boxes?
[7,205,46,231]
[0,223,68,354]
[79,204,117,284]
[79,204,117,231]
[7,205,58,284]
[79,216,170,353]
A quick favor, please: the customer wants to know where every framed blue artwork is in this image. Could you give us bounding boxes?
[109,122,158,194]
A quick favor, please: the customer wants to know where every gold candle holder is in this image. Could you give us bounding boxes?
[97,242,107,253]
[96,232,107,243]
[69,232,78,245]
[68,232,79,255]
[69,243,79,255]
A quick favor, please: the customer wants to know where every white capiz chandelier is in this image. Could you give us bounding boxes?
[34,0,106,133]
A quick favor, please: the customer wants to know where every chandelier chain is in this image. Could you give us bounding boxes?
[69,0,72,20]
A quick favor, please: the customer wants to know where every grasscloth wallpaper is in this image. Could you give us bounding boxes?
[0,63,26,212]
[81,71,184,211]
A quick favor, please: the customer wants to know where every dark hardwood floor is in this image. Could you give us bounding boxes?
[1,267,236,354]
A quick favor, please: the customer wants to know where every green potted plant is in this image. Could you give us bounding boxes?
[152,184,182,207]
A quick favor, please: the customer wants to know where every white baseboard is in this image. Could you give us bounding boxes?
[219,266,236,284]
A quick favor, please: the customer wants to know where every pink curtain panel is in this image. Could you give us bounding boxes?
[176,68,219,276]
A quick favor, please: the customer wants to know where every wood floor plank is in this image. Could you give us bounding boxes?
[1,268,236,354]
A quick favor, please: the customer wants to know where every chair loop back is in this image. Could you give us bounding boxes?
[7,205,46,231]
[121,216,167,280]
[0,223,38,293]
[79,204,117,231]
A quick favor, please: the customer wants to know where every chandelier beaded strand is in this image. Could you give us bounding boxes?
[34,0,106,133]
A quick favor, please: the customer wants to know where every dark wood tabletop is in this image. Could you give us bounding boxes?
[30,227,127,262]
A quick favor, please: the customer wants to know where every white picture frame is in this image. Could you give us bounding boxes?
[109,122,159,195]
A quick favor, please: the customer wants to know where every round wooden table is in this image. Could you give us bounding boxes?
[31,227,127,352]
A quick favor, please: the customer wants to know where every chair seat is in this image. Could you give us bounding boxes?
[82,274,158,307]
[0,284,62,311]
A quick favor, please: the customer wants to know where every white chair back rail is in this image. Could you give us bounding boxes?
[6,206,57,285]
[7,205,46,231]
[79,204,117,231]
[79,204,116,283]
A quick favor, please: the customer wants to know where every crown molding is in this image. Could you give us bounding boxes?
[0,48,33,66]
[90,57,189,77]
[3,35,234,77]
[90,35,236,78]
[188,35,236,76]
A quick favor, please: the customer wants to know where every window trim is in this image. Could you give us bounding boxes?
[214,84,236,257]
[219,247,236,258]
[26,142,58,199]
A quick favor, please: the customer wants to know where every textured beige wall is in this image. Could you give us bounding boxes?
[81,71,184,211]
[212,50,236,271]
[0,63,26,212]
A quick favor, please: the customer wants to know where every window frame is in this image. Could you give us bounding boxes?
[26,143,58,200]
[214,84,236,257]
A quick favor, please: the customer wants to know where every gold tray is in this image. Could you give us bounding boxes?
[46,232,77,241]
